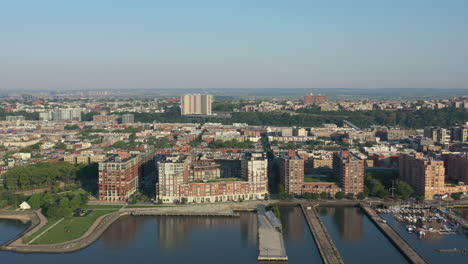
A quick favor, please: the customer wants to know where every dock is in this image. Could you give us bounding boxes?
[257,205,288,262]
[300,204,344,264]
[360,204,427,264]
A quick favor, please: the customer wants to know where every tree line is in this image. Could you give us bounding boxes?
[125,106,467,129]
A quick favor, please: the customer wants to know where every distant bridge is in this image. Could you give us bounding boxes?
[342,120,360,130]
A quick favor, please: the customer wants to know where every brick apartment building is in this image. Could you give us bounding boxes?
[98,153,141,202]
[333,150,365,195]
[279,151,341,197]
[303,93,329,105]
[445,153,468,184]
[156,153,268,203]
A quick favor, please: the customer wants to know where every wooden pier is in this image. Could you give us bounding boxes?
[360,204,427,264]
[300,204,344,264]
[257,205,288,262]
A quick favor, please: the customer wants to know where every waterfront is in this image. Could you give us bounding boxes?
[318,206,409,264]
[381,212,468,263]
[0,210,321,264]
[1,207,466,263]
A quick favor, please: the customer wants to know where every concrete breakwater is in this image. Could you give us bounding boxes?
[257,205,288,262]
[360,204,427,264]
[300,204,344,264]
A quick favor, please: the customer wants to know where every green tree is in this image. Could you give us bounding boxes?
[357,192,367,200]
[396,181,414,199]
[451,192,462,200]
[377,189,390,199]
[335,192,345,200]
[320,192,329,199]
[27,193,44,209]
[54,142,67,150]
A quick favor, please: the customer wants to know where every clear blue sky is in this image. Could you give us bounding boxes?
[1,0,467,90]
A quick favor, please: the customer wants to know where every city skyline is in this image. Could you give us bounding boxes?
[1,0,468,90]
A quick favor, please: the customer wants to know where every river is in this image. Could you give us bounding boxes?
[0,207,465,263]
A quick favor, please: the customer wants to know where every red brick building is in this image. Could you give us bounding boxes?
[303,93,329,105]
[98,154,141,202]
[333,150,365,195]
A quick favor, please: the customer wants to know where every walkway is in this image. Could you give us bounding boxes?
[301,204,344,264]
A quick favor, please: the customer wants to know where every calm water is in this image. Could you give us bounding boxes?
[381,213,468,264]
[2,207,462,264]
[279,207,323,263]
[318,206,408,264]
[0,211,320,264]
[0,219,27,245]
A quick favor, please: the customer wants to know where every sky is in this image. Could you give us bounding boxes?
[1,0,468,90]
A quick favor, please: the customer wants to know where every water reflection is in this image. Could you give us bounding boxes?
[319,206,408,264]
[320,207,364,242]
[157,215,256,251]
[100,216,145,249]
[279,207,323,264]
[280,206,304,241]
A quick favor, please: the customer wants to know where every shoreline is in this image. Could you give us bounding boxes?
[0,201,266,254]
[0,199,401,254]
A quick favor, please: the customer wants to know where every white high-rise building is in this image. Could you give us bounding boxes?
[180,94,213,116]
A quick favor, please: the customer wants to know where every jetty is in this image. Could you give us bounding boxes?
[257,205,288,262]
[300,204,344,264]
[360,204,427,264]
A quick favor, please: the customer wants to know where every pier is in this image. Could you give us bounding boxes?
[300,204,344,264]
[360,204,427,264]
[257,205,288,262]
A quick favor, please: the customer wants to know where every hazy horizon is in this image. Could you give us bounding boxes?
[2,0,468,90]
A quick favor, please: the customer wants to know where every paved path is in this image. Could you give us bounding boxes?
[361,204,426,264]
[301,204,344,264]
[27,218,64,244]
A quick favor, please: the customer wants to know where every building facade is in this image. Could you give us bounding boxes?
[180,94,213,116]
[156,153,268,203]
[98,154,141,202]
[303,93,329,105]
[399,153,445,199]
[333,150,365,195]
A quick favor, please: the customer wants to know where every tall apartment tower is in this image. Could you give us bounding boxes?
[279,153,304,195]
[450,126,468,142]
[445,153,468,184]
[241,152,269,195]
[98,154,141,202]
[180,94,213,116]
[399,153,445,199]
[333,150,364,195]
[121,114,135,124]
[424,127,448,144]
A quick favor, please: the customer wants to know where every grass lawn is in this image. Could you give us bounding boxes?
[22,218,60,244]
[304,175,337,183]
[304,177,320,182]
[30,210,116,245]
